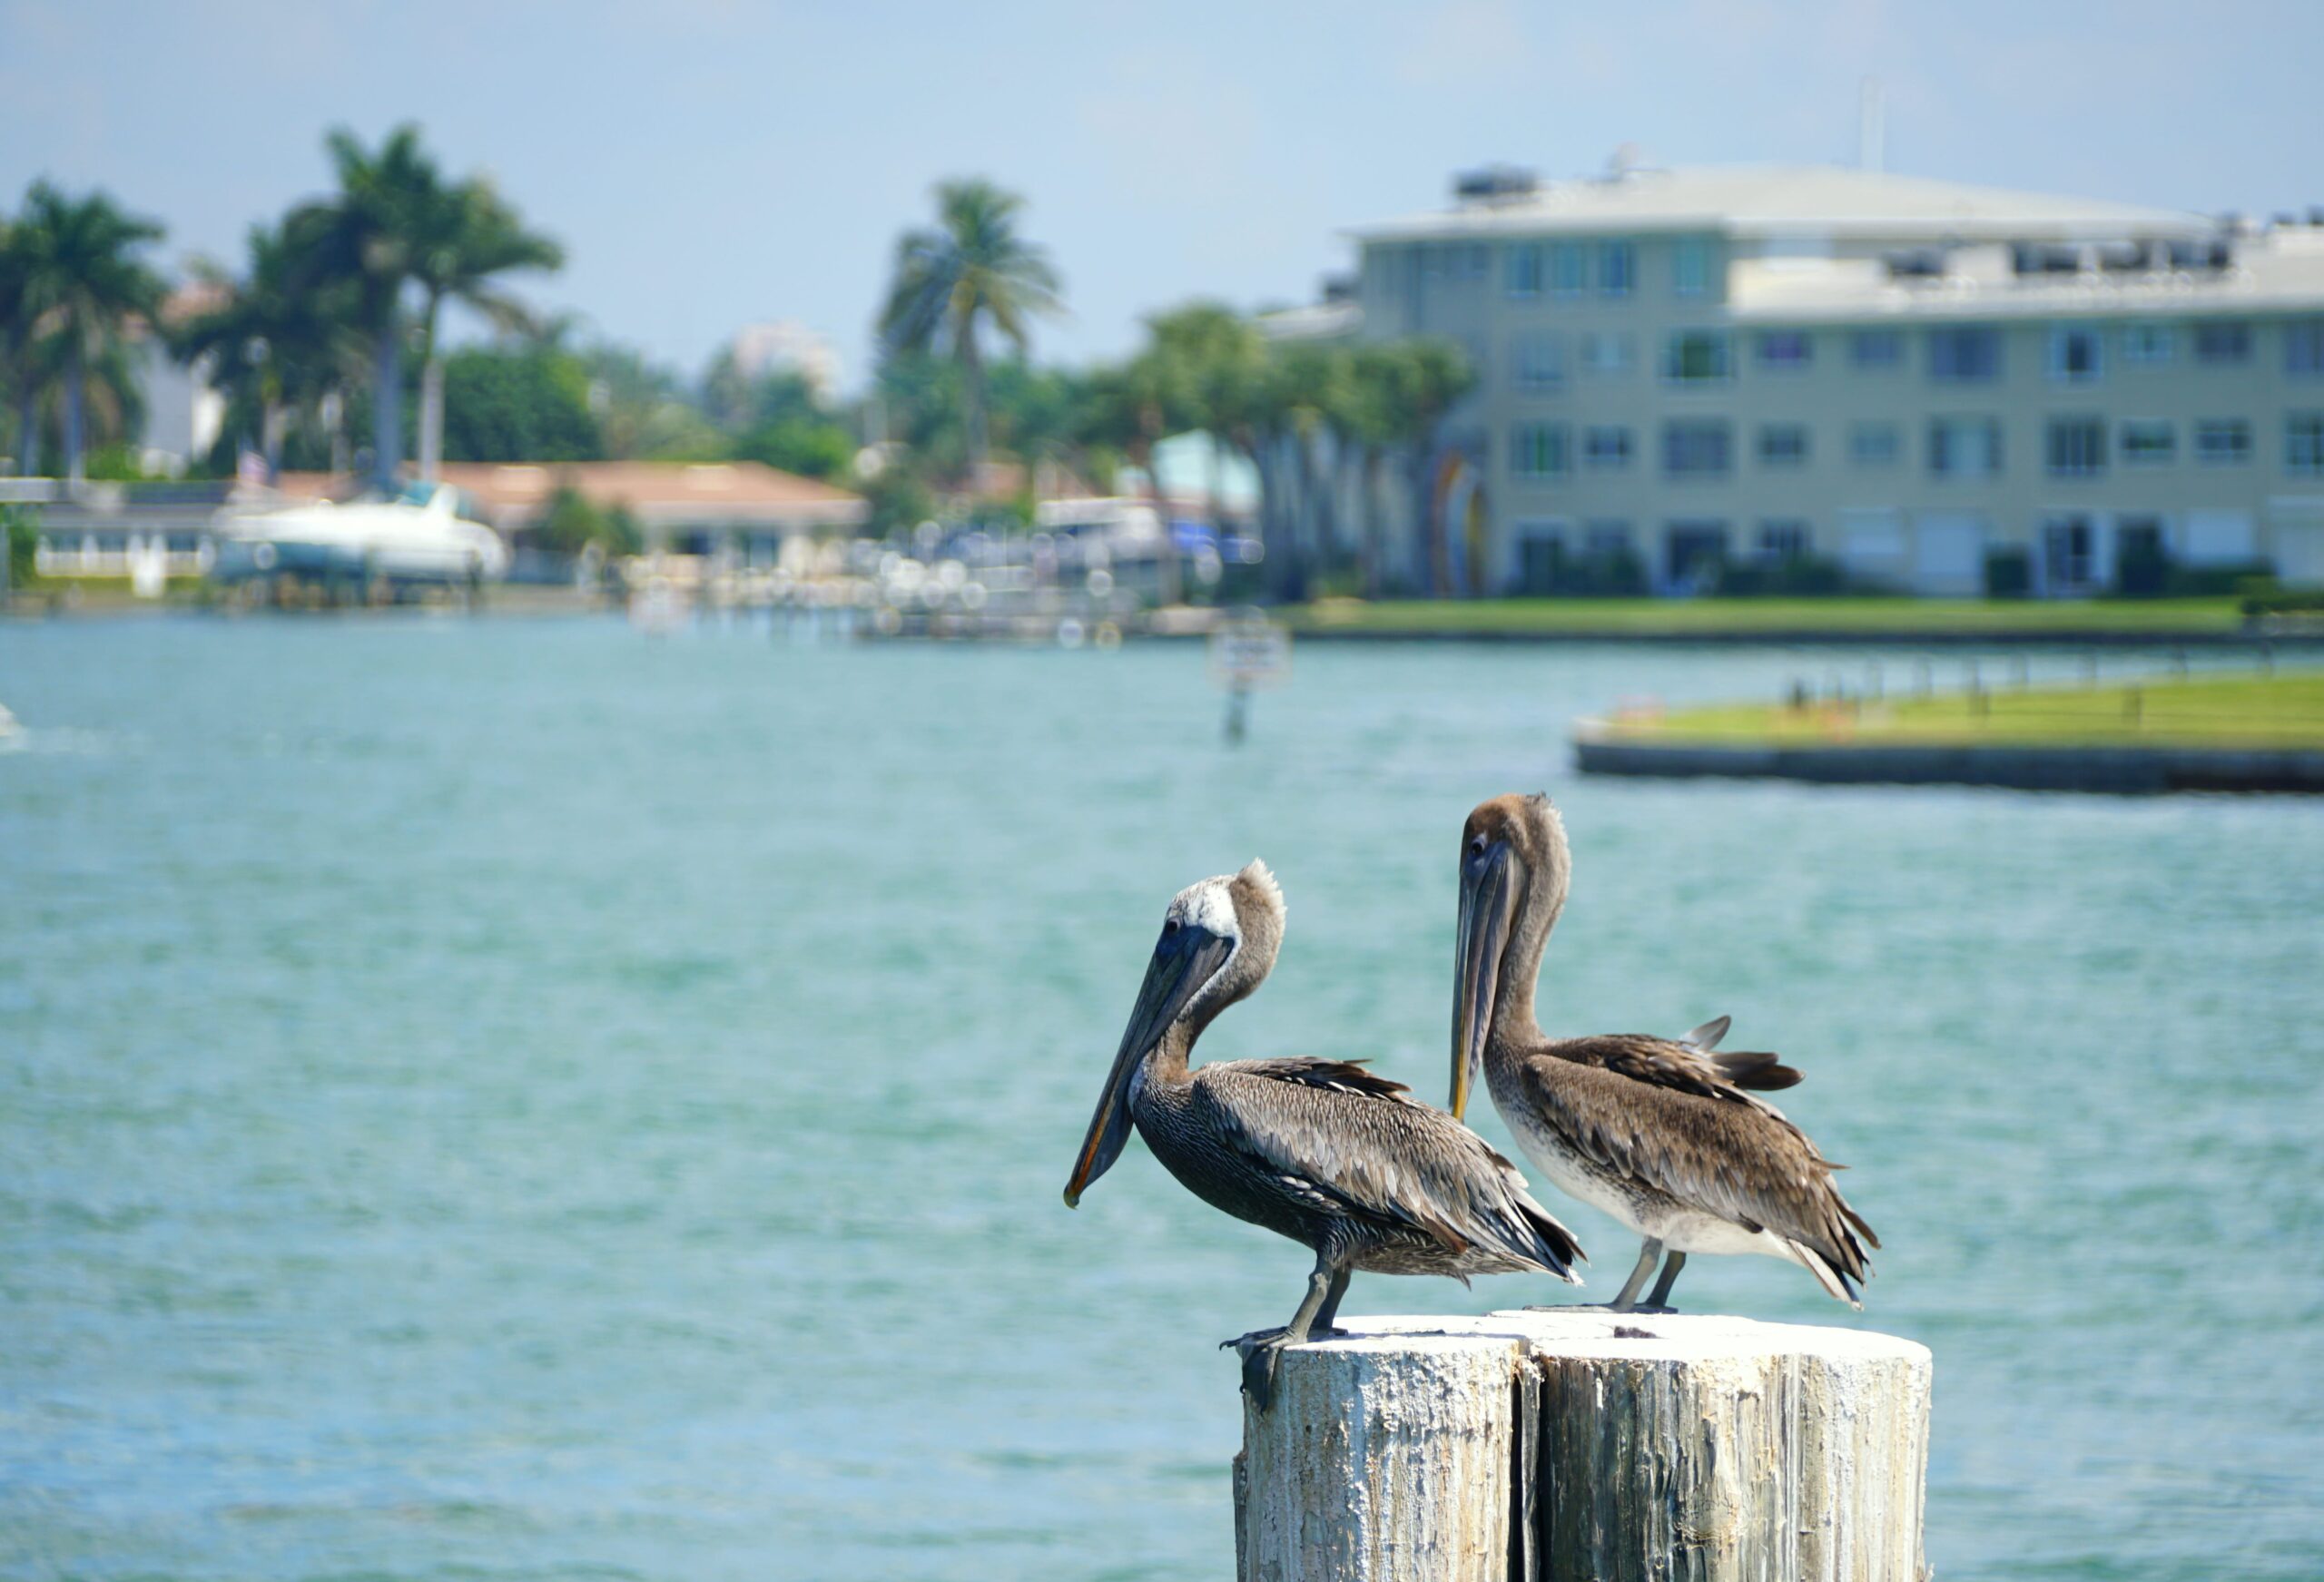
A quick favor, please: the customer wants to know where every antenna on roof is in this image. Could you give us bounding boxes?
[1858,77,1886,172]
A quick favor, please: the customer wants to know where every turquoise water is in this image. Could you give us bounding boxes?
[2,616,2319,1580]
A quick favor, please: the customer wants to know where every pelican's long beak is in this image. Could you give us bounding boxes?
[1064,925,1233,1207]
[1451,840,1513,1121]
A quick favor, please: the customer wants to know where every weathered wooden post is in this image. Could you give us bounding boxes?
[1235,1311,1931,1582]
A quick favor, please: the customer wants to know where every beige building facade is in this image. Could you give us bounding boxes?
[1339,164,2324,595]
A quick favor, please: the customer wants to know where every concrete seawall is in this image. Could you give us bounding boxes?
[1574,736,2324,792]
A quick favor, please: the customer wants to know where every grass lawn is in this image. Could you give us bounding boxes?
[1587,672,2324,750]
[1287,596,2252,637]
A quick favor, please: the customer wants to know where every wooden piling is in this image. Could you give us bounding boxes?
[1234,1311,1932,1582]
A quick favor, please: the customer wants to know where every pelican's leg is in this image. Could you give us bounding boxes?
[1227,1253,1340,1410]
[1608,1237,1664,1312]
[1642,1251,1688,1312]
[1311,1267,1353,1335]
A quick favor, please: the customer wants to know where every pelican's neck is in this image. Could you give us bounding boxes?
[1147,1019,1196,1084]
[1493,845,1570,1046]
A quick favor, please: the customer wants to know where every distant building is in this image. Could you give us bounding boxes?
[1303,163,2324,594]
[277,460,867,562]
[725,320,843,400]
[132,283,228,477]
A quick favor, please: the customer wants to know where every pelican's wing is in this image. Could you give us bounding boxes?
[1568,1031,1803,1098]
[1195,1058,1583,1276]
[1517,1050,1876,1297]
[1680,1016,1731,1051]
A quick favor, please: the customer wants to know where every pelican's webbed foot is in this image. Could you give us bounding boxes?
[1218,1324,1348,1352]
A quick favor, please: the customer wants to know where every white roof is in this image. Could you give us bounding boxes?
[1351,164,2213,243]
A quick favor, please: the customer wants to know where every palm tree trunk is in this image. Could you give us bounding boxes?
[262,401,287,482]
[15,394,37,477]
[372,322,403,495]
[419,352,445,485]
[64,349,86,487]
[957,319,988,490]
[1361,447,1384,598]
[1137,438,1177,604]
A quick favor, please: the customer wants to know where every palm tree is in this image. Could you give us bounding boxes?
[9,182,165,484]
[1266,343,1354,599]
[0,216,39,473]
[1081,347,1195,603]
[411,177,562,482]
[878,179,1061,487]
[1342,347,1406,597]
[175,220,354,480]
[1145,302,1265,539]
[291,124,448,493]
[1380,339,1475,595]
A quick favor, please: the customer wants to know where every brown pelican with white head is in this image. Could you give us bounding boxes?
[1451,794,1878,1312]
[1067,859,1583,1406]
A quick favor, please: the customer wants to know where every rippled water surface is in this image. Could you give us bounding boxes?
[3,616,2319,1580]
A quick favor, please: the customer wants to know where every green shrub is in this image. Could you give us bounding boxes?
[2165,562,2274,597]
[2,505,38,589]
[1711,554,1855,597]
[1512,541,1649,597]
[2112,535,2171,597]
[1984,546,2033,599]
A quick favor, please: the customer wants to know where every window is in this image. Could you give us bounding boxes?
[1511,421,1570,478]
[2046,417,2107,477]
[1851,329,1904,369]
[2123,323,2174,365]
[1757,423,1810,467]
[2195,418,2252,466]
[1848,422,1900,468]
[1661,329,1732,383]
[1661,419,1732,477]
[2043,515,2097,592]
[1549,242,1586,298]
[1598,241,1635,299]
[2290,413,2324,477]
[2194,321,2251,364]
[2047,326,2103,383]
[1928,327,2003,382]
[1512,331,1566,390]
[2120,420,2176,467]
[1582,425,1633,470]
[1756,519,1811,560]
[2289,320,2324,376]
[1583,519,1633,556]
[1581,330,1634,376]
[1755,331,1813,371]
[1505,243,1544,298]
[1452,242,1489,280]
[1672,238,1710,298]
[1513,521,1565,594]
[1664,521,1730,588]
[1928,418,2003,477]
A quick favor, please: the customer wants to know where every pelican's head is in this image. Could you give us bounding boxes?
[1451,793,1567,1119]
[1064,860,1285,1208]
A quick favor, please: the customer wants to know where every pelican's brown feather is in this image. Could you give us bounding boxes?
[1186,1057,1584,1275]
[1512,1050,1874,1285]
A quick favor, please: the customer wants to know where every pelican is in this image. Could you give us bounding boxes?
[1451,794,1878,1312]
[1066,860,1583,1406]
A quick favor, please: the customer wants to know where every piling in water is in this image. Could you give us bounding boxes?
[1232,1310,1932,1582]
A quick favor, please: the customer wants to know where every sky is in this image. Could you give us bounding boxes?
[4,0,2320,392]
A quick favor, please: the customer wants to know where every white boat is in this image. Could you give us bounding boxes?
[211,485,508,585]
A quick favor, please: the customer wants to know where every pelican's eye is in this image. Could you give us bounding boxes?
[1163,919,1181,937]
[1468,834,1487,858]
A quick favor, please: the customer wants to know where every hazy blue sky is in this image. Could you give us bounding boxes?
[5,0,2319,389]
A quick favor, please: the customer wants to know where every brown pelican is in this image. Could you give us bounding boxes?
[1066,860,1583,1406]
[1450,794,1878,1312]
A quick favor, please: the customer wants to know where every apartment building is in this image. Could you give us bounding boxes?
[1340,163,2324,595]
